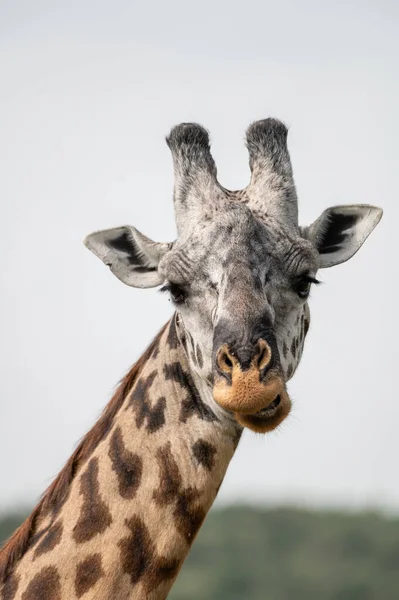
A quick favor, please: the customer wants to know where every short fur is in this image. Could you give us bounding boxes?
[0,325,167,584]
[1,119,382,600]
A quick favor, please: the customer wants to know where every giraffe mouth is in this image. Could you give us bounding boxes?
[212,360,291,433]
[233,388,292,434]
[255,394,281,416]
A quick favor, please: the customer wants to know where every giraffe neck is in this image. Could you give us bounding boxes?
[0,316,240,600]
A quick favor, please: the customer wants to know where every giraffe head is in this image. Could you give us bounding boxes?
[84,119,382,434]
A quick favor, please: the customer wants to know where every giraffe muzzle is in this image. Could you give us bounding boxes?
[213,340,291,433]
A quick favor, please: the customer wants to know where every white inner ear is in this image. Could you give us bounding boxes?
[84,226,171,289]
[131,227,172,267]
[304,205,382,269]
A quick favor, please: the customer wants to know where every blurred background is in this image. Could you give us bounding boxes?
[0,0,397,597]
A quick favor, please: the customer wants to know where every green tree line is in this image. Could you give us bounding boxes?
[1,506,398,599]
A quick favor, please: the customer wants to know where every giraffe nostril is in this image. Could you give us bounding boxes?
[256,340,272,370]
[258,346,266,365]
[224,355,233,369]
[216,346,235,374]
[216,341,272,374]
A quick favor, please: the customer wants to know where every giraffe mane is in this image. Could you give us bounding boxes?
[0,322,168,584]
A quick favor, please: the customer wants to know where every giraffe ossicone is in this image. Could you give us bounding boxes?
[0,119,382,600]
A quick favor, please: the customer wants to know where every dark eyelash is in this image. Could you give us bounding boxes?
[159,284,172,293]
[159,282,187,304]
[300,274,322,285]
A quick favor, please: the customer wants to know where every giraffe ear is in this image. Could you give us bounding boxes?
[84,226,172,288]
[300,205,383,268]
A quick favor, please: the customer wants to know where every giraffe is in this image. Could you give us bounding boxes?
[0,119,382,600]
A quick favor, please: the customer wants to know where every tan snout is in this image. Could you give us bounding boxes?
[213,340,285,415]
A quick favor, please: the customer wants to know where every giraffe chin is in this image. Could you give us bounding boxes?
[213,369,292,433]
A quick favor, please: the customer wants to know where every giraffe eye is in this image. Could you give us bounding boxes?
[294,274,320,299]
[296,280,311,298]
[160,283,187,304]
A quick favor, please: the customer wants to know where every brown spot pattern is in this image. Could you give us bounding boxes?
[1,573,19,600]
[166,317,179,349]
[282,340,288,359]
[192,440,217,471]
[286,363,294,379]
[195,344,204,369]
[119,515,180,593]
[75,554,104,598]
[33,521,63,560]
[154,443,206,542]
[27,524,51,553]
[0,324,168,584]
[151,334,161,359]
[304,318,310,336]
[164,362,217,423]
[21,566,61,600]
[174,489,206,542]
[232,427,243,449]
[128,371,166,433]
[180,330,188,355]
[188,332,196,353]
[109,427,143,499]
[73,458,112,544]
[153,443,182,505]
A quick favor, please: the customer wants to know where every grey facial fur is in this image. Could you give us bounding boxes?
[159,202,317,383]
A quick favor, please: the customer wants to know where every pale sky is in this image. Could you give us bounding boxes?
[0,0,397,513]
